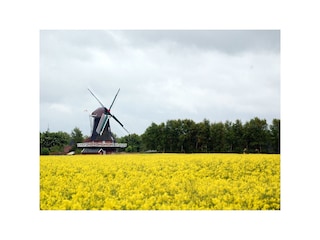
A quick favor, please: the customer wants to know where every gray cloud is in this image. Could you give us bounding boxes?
[117,30,280,54]
[40,30,280,137]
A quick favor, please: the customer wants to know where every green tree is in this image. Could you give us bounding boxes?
[210,122,227,152]
[165,119,184,152]
[269,119,280,153]
[243,117,268,153]
[196,119,211,152]
[180,119,197,153]
[119,134,142,152]
[228,119,246,153]
[141,122,165,152]
[224,120,234,152]
[70,127,84,152]
[40,130,70,154]
[40,147,50,155]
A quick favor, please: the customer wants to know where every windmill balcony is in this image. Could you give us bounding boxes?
[77,142,127,148]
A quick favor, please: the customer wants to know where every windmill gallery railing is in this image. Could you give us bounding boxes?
[77,142,127,148]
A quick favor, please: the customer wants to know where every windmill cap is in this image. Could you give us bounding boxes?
[91,107,105,117]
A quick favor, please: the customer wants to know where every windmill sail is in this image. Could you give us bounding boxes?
[96,113,110,135]
[88,88,105,109]
[109,88,120,110]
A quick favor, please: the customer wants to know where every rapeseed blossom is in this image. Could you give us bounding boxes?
[40,154,280,210]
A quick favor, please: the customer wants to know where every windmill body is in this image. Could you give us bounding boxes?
[77,89,128,154]
[90,107,114,142]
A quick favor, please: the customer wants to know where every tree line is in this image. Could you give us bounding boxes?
[40,127,84,155]
[40,117,280,155]
[118,117,280,154]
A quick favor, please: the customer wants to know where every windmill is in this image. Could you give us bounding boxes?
[77,88,129,154]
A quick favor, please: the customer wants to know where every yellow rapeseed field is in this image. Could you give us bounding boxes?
[40,154,280,210]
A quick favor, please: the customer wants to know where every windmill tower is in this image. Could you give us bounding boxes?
[77,88,129,154]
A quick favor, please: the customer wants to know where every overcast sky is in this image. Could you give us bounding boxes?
[40,30,280,137]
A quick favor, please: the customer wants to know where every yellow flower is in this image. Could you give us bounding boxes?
[40,154,280,210]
